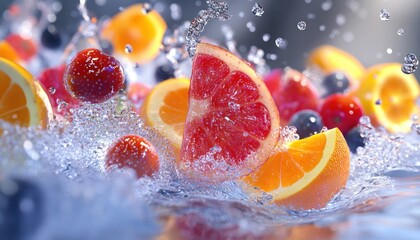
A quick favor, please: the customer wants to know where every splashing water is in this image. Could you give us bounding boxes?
[186,0,231,57]
[401,53,419,74]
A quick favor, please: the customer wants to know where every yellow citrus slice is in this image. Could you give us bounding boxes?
[354,63,420,133]
[179,43,280,181]
[141,78,190,152]
[307,45,365,88]
[0,57,52,131]
[244,128,350,210]
[102,4,167,64]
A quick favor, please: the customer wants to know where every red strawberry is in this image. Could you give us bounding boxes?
[105,135,160,178]
[64,48,125,103]
[37,65,80,116]
[320,93,364,135]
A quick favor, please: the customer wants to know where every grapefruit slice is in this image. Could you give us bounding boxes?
[0,57,52,131]
[244,128,350,210]
[179,43,280,181]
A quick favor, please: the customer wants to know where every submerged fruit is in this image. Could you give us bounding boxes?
[354,63,420,133]
[105,135,160,178]
[64,48,125,103]
[0,57,51,130]
[102,4,167,63]
[245,128,350,210]
[179,43,280,181]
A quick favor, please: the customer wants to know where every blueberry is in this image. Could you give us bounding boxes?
[155,64,175,82]
[345,126,365,153]
[323,72,350,97]
[41,25,62,49]
[288,110,324,139]
[0,178,44,239]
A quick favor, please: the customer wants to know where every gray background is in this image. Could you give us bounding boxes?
[1,0,420,79]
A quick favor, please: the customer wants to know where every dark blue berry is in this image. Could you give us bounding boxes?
[345,126,365,153]
[323,72,350,97]
[0,178,44,239]
[155,64,175,82]
[41,25,62,49]
[288,109,324,138]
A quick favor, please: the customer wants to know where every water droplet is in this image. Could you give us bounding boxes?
[307,13,316,20]
[336,14,346,26]
[275,38,287,49]
[319,25,326,31]
[246,21,256,32]
[321,1,333,11]
[401,53,418,74]
[397,28,404,36]
[343,31,354,42]
[118,6,124,11]
[262,33,270,42]
[142,3,153,14]
[305,0,312,3]
[386,48,392,54]
[266,53,278,60]
[170,3,182,20]
[380,9,390,21]
[375,99,382,105]
[48,87,56,94]
[297,21,306,31]
[239,11,245,18]
[124,44,133,53]
[251,3,264,17]
[95,0,107,6]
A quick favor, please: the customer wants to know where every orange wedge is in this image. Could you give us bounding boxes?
[307,45,365,88]
[0,57,52,130]
[179,43,280,182]
[354,63,420,133]
[245,128,350,210]
[141,78,190,152]
[102,4,167,63]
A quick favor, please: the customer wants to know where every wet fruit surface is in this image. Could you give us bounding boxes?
[320,93,363,135]
[64,48,125,103]
[105,135,160,178]
[288,109,324,139]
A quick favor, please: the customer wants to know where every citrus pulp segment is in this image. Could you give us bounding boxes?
[141,78,190,152]
[355,63,420,133]
[179,43,280,181]
[101,4,167,63]
[0,57,51,130]
[244,128,350,210]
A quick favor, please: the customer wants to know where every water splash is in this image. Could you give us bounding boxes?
[186,0,231,58]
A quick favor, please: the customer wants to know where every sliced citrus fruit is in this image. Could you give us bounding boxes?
[0,40,21,63]
[354,63,420,133]
[179,43,280,181]
[102,4,167,64]
[0,57,52,130]
[307,45,365,88]
[141,78,190,152]
[244,128,350,210]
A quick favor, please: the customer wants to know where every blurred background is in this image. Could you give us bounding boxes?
[1,0,420,79]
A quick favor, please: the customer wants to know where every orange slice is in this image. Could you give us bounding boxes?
[141,78,190,152]
[244,128,350,210]
[354,63,419,133]
[179,43,280,182]
[307,45,365,88]
[102,4,167,64]
[0,57,52,130]
[0,40,21,63]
